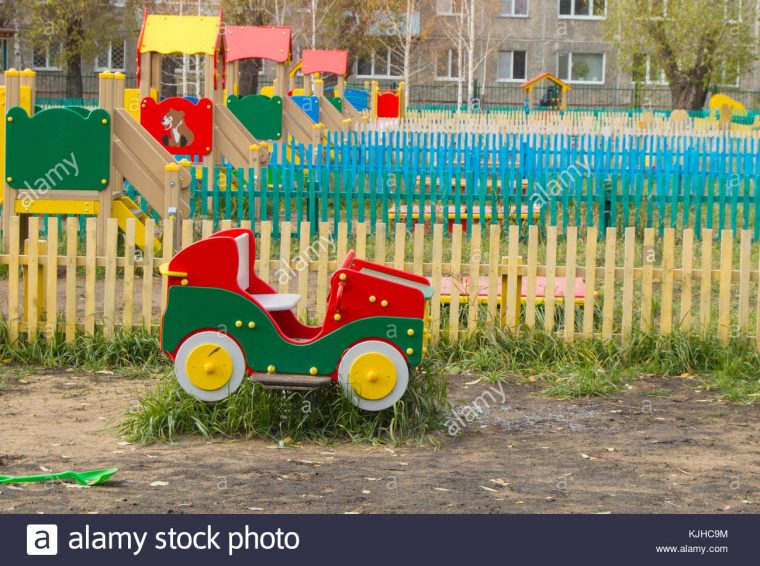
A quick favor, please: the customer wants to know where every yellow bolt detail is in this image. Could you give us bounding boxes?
[369,295,376,303]
[407,329,415,336]
[309,367,318,375]
[101,179,108,185]
[381,300,389,308]
[7,117,12,122]
[339,273,347,281]
[367,371,379,383]
[248,321,255,329]
[101,118,108,125]
[406,348,414,355]
[235,320,243,328]
[6,177,12,182]
[204,362,216,374]
[267,365,276,374]
[334,313,342,322]
[181,278,188,286]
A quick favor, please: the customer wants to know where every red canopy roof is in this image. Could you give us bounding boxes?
[225,25,292,64]
[302,50,348,76]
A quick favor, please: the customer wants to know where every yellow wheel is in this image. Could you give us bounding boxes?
[338,341,409,411]
[174,332,246,402]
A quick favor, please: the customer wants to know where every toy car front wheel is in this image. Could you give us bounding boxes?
[337,340,409,411]
[174,331,246,402]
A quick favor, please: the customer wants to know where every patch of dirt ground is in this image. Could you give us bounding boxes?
[0,370,759,514]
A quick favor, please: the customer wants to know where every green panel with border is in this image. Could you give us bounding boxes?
[226,94,283,141]
[327,97,343,113]
[6,106,110,192]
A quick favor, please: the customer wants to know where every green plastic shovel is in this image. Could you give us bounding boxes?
[0,468,118,486]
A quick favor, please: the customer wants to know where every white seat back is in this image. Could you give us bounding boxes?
[235,233,250,291]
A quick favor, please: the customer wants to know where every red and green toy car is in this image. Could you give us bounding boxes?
[159,228,432,411]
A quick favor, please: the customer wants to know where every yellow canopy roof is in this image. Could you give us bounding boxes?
[139,14,222,55]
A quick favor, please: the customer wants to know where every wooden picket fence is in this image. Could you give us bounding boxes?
[2,215,760,351]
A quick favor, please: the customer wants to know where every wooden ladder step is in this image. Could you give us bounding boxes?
[250,373,334,390]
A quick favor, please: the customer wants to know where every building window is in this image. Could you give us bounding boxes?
[436,48,461,80]
[558,52,605,83]
[497,50,527,81]
[436,0,461,16]
[559,0,606,17]
[632,54,667,84]
[95,41,126,72]
[715,62,740,88]
[356,48,402,79]
[501,0,529,17]
[32,44,61,70]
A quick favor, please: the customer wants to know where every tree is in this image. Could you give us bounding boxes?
[23,1,127,99]
[436,0,500,112]
[604,0,758,110]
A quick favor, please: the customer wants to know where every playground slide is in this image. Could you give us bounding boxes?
[112,108,191,248]
[283,96,318,145]
[214,103,260,169]
[111,195,163,253]
[318,96,350,131]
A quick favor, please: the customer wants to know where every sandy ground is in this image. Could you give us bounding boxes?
[0,369,759,514]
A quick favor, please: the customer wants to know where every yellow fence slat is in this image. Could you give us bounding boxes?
[448,223,462,341]
[27,216,39,340]
[103,218,118,339]
[543,226,558,334]
[297,222,311,322]
[467,223,481,334]
[718,230,733,345]
[601,228,617,339]
[486,224,500,321]
[316,222,329,321]
[582,226,597,338]
[142,218,155,332]
[123,218,136,331]
[661,228,675,335]
[84,218,97,336]
[640,228,655,332]
[430,223,443,340]
[259,221,272,284]
[680,229,694,330]
[738,230,751,335]
[621,227,635,339]
[525,224,539,330]
[201,219,213,240]
[64,218,77,344]
[565,226,578,341]
[503,224,520,332]
[394,223,405,271]
[413,223,424,276]
[7,216,20,344]
[337,222,348,268]
[375,223,386,264]
[181,219,193,249]
[279,221,292,294]
[45,217,58,342]
[700,229,713,333]
[356,222,367,259]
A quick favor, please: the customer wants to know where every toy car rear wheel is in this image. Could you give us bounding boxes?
[337,340,409,411]
[174,331,246,402]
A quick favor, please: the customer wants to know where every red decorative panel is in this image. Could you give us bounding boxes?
[140,97,214,156]
[377,92,400,118]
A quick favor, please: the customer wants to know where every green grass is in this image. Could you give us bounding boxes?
[428,327,760,403]
[120,355,449,444]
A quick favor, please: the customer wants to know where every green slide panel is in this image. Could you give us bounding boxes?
[6,107,111,192]
[327,97,343,113]
[227,94,283,141]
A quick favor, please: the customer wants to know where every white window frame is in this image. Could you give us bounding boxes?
[355,47,402,80]
[557,52,606,84]
[436,48,462,81]
[631,55,667,85]
[94,40,127,72]
[32,44,61,71]
[558,0,606,19]
[496,50,528,82]
[500,0,529,17]
[436,0,461,16]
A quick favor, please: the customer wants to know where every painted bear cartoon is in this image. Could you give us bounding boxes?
[161,108,195,148]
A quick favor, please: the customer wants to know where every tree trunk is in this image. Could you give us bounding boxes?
[239,59,261,96]
[64,18,84,99]
[669,78,709,111]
